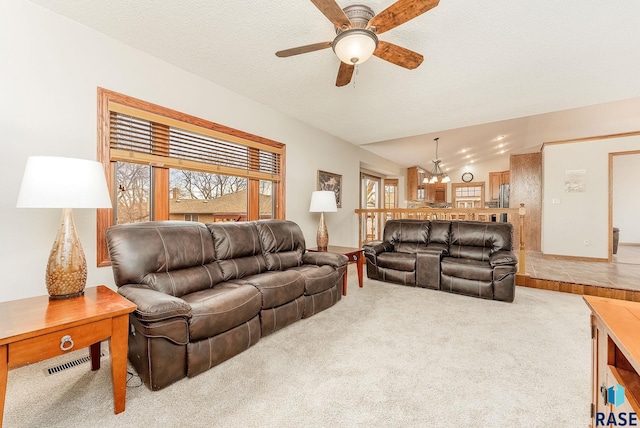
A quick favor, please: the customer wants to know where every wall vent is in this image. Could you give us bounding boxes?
[44,352,105,376]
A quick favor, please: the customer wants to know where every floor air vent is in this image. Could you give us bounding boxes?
[45,352,105,376]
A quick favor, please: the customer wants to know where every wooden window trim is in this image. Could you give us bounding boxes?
[96,88,286,267]
[451,182,485,209]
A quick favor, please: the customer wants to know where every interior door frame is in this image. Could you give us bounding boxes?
[608,149,640,261]
[360,171,383,242]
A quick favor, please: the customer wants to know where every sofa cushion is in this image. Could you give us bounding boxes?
[237,270,305,309]
[207,222,263,259]
[449,221,513,261]
[217,255,267,281]
[289,264,340,295]
[382,220,429,249]
[441,257,493,281]
[207,222,268,280]
[377,252,416,272]
[106,221,217,291]
[429,221,451,247]
[142,262,225,297]
[182,282,262,342]
[256,220,305,270]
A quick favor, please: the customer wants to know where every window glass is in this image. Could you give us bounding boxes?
[115,162,151,224]
[169,169,248,222]
[259,180,274,219]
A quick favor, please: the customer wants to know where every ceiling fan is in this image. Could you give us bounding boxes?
[275,0,439,87]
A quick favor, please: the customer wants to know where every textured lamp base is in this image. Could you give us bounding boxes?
[316,212,329,251]
[46,208,88,299]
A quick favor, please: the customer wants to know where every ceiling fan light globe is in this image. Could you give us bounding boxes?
[332,29,378,65]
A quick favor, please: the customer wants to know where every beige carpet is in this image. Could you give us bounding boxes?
[4,273,591,427]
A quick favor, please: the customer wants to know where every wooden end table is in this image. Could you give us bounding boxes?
[0,285,136,427]
[307,246,364,296]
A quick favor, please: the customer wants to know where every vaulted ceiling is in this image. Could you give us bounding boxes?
[28,0,640,170]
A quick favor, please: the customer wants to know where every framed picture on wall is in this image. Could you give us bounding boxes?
[317,170,342,208]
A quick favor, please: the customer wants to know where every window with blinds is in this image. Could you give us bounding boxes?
[108,108,282,181]
[96,88,286,267]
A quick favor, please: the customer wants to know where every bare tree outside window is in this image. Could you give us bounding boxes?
[170,170,248,199]
[115,162,151,224]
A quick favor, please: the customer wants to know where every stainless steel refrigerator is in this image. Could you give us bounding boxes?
[499,184,510,222]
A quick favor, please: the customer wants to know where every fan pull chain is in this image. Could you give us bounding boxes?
[353,64,359,88]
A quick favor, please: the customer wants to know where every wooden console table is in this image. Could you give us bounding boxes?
[584,296,640,427]
[0,286,136,427]
[307,246,364,296]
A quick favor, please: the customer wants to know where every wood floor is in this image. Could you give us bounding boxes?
[517,244,640,301]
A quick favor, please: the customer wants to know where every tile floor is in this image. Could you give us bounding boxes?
[526,245,640,291]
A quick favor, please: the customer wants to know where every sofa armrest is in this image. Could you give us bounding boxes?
[118,284,192,323]
[302,251,348,268]
[363,241,393,256]
[489,250,518,267]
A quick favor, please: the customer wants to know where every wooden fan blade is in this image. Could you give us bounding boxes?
[368,0,439,35]
[310,0,351,29]
[276,41,332,58]
[336,62,354,87]
[374,40,424,69]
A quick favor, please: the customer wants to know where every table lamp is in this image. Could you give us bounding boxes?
[16,156,112,299]
[309,190,338,251]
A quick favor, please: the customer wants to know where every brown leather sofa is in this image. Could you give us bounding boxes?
[363,220,517,302]
[106,219,347,390]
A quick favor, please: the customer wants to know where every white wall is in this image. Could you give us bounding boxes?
[613,153,640,244]
[0,0,402,302]
[542,135,640,258]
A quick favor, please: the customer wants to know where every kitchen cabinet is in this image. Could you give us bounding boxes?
[407,166,446,203]
[489,170,510,201]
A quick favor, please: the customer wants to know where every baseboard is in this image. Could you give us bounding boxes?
[541,253,608,263]
[517,275,640,302]
[620,242,640,247]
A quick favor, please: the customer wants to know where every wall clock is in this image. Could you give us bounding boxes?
[462,172,473,183]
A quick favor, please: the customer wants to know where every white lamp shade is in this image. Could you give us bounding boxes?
[332,29,378,65]
[16,156,112,208]
[309,191,337,213]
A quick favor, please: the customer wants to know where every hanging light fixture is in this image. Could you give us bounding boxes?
[423,137,450,184]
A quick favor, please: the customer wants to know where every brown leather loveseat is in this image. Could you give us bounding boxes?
[106,219,347,390]
[364,220,517,302]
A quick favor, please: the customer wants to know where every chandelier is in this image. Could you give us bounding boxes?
[424,137,450,184]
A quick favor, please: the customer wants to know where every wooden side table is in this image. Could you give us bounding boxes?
[308,245,364,296]
[0,286,136,427]
[584,296,640,426]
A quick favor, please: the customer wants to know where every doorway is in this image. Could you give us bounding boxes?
[610,151,640,265]
[361,173,381,242]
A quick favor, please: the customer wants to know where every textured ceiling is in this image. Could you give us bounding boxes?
[28,0,640,170]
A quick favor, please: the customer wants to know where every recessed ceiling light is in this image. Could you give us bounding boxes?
[460,148,468,153]
[470,160,475,164]
[497,143,504,148]
[465,154,471,159]
[496,135,505,141]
